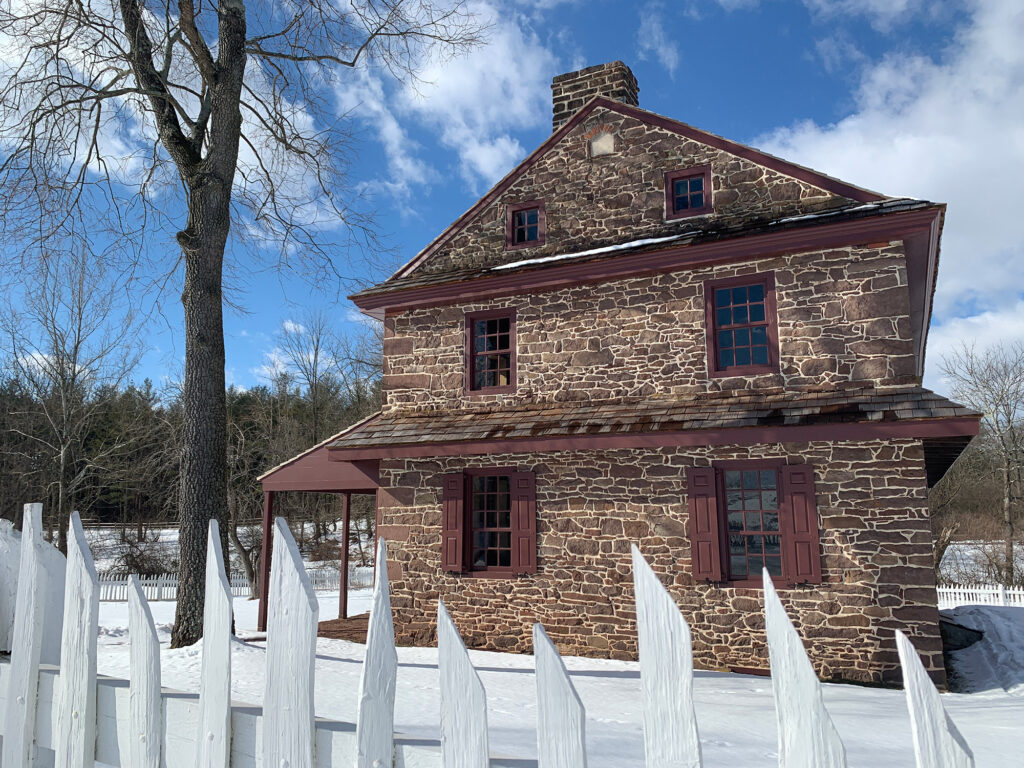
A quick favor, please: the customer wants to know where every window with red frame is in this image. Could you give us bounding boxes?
[441,470,537,576]
[724,468,782,579]
[513,207,540,244]
[468,311,515,392]
[709,278,775,373]
[665,166,712,219]
[470,475,512,569]
[505,201,545,249]
[686,464,822,586]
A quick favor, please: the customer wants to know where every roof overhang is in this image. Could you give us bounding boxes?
[327,415,977,468]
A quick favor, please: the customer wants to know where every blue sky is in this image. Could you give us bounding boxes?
[133,0,1022,391]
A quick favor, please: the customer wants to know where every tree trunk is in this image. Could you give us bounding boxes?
[228,520,259,600]
[1005,459,1016,585]
[171,184,232,648]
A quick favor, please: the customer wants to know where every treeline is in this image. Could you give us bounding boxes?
[0,369,381,584]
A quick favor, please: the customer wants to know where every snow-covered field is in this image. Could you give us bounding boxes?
[93,592,1024,767]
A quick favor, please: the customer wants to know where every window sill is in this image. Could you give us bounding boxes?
[666,206,713,221]
[457,569,532,579]
[719,577,822,589]
[708,364,779,379]
[505,239,544,251]
[465,385,517,397]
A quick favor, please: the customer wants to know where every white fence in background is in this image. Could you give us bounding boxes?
[96,565,374,602]
[1,503,975,768]
[938,583,1024,609]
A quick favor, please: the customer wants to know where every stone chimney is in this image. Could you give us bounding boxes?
[551,61,639,132]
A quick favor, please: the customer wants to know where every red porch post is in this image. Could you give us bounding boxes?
[257,490,275,632]
[339,492,351,620]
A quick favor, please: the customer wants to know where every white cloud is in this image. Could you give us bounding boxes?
[281,319,307,335]
[252,347,288,382]
[637,3,680,78]
[801,0,933,31]
[754,0,1024,382]
[396,1,558,190]
[925,302,1024,388]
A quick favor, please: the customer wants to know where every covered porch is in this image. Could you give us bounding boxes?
[256,424,380,633]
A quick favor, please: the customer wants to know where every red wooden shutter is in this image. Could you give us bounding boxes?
[511,472,537,575]
[441,473,466,573]
[686,467,722,582]
[781,464,823,584]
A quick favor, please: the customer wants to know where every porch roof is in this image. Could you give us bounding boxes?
[258,413,380,493]
[325,385,979,486]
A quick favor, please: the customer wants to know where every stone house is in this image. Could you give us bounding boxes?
[259,62,979,685]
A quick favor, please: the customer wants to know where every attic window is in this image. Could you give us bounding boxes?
[506,201,546,250]
[666,166,713,220]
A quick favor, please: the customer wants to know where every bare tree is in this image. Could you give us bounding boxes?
[0,0,484,645]
[1,251,142,553]
[277,311,342,445]
[941,342,1024,584]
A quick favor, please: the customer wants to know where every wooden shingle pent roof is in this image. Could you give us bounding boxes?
[326,385,979,461]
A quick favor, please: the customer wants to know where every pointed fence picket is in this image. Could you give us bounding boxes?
[0,510,982,768]
[53,513,100,768]
[533,623,587,768]
[438,600,489,768]
[895,630,975,768]
[631,545,702,768]
[356,537,398,768]
[128,574,163,768]
[762,569,847,768]
[263,517,319,768]
[195,519,234,768]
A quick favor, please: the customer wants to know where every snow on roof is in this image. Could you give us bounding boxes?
[492,234,687,272]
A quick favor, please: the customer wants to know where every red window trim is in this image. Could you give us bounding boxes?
[505,200,546,250]
[704,272,779,378]
[464,467,517,576]
[665,165,713,220]
[711,459,787,588]
[707,460,821,588]
[444,467,536,579]
[465,308,517,396]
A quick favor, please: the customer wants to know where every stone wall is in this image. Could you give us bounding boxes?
[377,438,944,686]
[415,105,854,277]
[382,242,915,415]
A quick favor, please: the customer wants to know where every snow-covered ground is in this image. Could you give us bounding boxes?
[93,592,1024,767]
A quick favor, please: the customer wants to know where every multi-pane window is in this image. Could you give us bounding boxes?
[724,469,782,580]
[513,207,540,245]
[665,166,712,219]
[468,312,514,391]
[672,175,705,214]
[686,463,823,586]
[506,201,545,249]
[441,470,537,576]
[471,475,512,569]
[713,282,770,369]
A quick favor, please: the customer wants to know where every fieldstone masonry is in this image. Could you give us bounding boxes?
[552,61,639,131]
[417,107,853,278]
[377,439,943,685]
[382,242,916,416]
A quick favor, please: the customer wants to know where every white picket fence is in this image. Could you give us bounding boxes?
[0,506,975,767]
[95,565,374,602]
[938,583,1024,609]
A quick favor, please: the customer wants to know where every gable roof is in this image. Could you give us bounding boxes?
[390,96,886,282]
